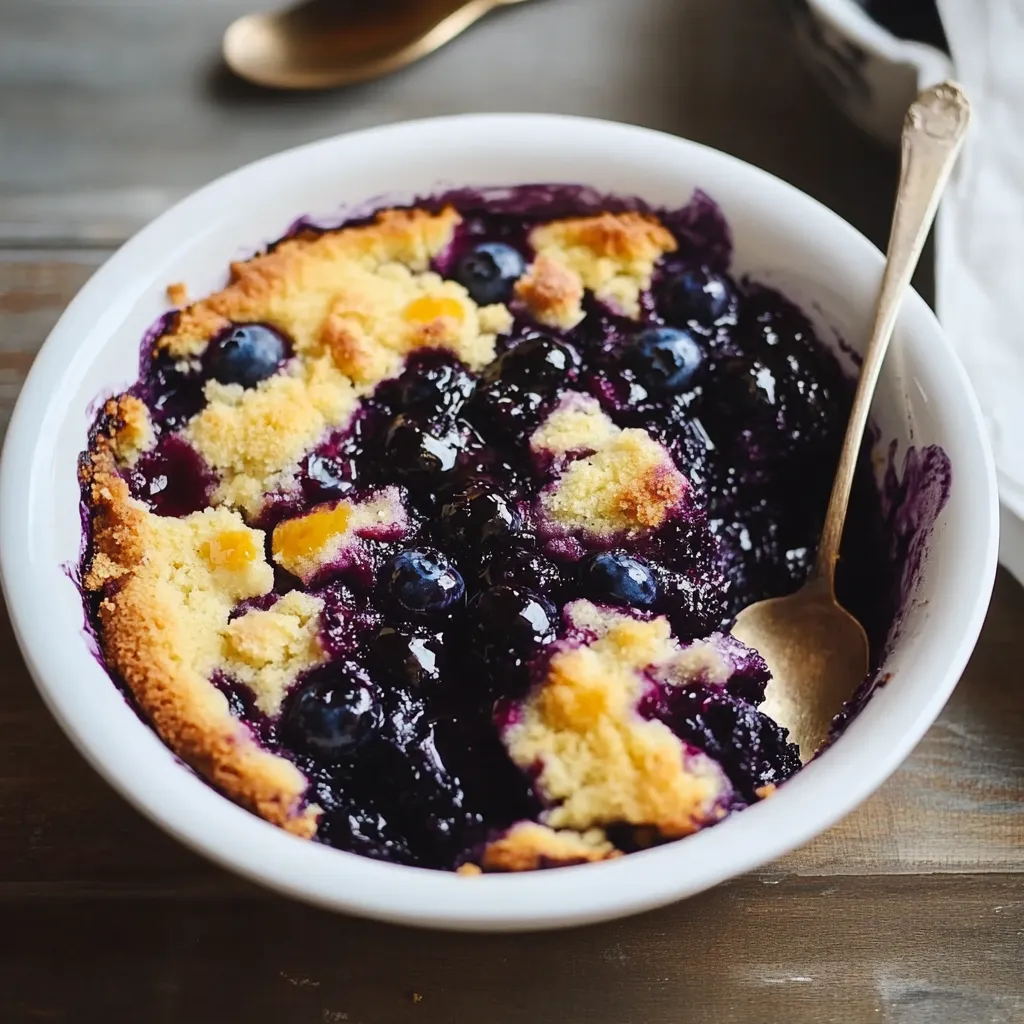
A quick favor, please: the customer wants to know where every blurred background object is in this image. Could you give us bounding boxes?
[787,0,952,144]
[223,0,529,90]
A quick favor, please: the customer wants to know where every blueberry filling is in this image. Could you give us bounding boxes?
[127,435,215,517]
[86,187,903,872]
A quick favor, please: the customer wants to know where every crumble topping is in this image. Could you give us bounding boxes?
[319,263,511,386]
[504,602,730,836]
[532,394,689,539]
[99,394,155,466]
[161,207,465,360]
[478,822,620,872]
[221,591,327,715]
[521,212,677,321]
[80,456,317,836]
[271,488,410,584]
[186,355,358,515]
[514,254,587,330]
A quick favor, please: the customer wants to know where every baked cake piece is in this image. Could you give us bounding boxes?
[79,188,885,872]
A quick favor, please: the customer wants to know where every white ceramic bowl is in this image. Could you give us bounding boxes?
[0,115,998,932]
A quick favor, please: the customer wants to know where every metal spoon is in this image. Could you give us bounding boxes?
[730,81,970,761]
[223,0,528,90]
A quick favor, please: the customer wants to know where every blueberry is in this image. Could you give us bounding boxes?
[384,415,463,487]
[371,626,445,691]
[129,435,215,518]
[473,377,547,436]
[440,484,521,551]
[654,563,729,639]
[649,685,801,801]
[302,452,353,502]
[209,323,288,388]
[467,585,557,668]
[480,550,565,597]
[396,355,475,418]
[455,242,527,305]
[662,267,731,325]
[283,664,381,762]
[484,335,581,388]
[626,327,704,394]
[145,355,206,430]
[582,551,658,608]
[384,548,465,618]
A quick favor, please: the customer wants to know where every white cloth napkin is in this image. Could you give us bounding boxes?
[935,0,1024,578]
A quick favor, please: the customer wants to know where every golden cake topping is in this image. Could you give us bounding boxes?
[477,822,620,872]
[504,602,729,837]
[513,254,587,330]
[98,394,154,466]
[202,529,261,572]
[317,263,510,387]
[518,212,677,323]
[531,394,688,539]
[186,354,358,516]
[160,207,465,360]
[220,591,327,716]
[271,488,409,584]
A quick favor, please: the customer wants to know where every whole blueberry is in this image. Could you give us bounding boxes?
[467,585,557,664]
[209,323,288,388]
[484,335,581,388]
[455,242,527,305]
[371,626,445,691]
[440,484,521,551]
[626,326,704,394]
[384,415,463,487]
[582,551,659,608]
[384,548,465,618]
[480,550,565,597]
[662,267,731,325]
[473,377,547,436]
[397,355,475,418]
[283,665,381,762]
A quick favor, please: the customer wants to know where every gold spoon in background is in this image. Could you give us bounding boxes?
[731,81,970,761]
[224,0,529,90]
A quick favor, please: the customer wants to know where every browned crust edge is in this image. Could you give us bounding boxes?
[80,409,317,839]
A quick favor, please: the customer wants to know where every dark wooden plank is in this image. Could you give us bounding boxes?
[0,0,901,253]
[0,251,105,438]
[1,874,1022,1023]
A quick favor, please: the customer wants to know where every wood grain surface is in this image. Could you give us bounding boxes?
[1,1,1021,1021]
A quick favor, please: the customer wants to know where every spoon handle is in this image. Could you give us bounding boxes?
[813,80,971,586]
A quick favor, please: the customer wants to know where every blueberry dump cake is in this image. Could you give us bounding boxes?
[79,187,900,873]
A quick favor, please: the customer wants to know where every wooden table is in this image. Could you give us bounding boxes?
[2,1,1022,1020]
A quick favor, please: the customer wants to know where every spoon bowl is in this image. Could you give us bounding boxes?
[732,81,971,760]
[224,0,527,90]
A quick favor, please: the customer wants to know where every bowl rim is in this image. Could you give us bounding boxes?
[0,113,999,932]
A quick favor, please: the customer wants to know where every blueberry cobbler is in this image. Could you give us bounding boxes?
[79,187,899,873]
